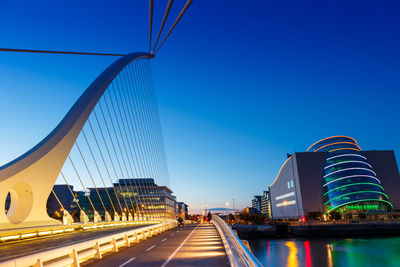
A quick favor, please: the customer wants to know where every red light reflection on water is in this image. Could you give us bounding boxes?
[304,241,312,267]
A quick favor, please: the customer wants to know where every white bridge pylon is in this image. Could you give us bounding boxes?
[0,52,151,229]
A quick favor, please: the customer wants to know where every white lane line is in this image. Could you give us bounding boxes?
[161,225,200,267]
[170,233,175,236]
[147,245,156,251]
[119,257,135,267]
[162,238,167,242]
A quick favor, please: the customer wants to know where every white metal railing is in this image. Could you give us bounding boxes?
[0,221,177,267]
[0,220,162,243]
[212,215,262,267]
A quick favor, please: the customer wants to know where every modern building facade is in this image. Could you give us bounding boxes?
[50,178,177,220]
[260,190,271,218]
[252,195,262,214]
[46,185,75,217]
[176,202,189,219]
[270,136,400,220]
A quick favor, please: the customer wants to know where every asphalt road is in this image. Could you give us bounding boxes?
[83,223,229,267]
[0,224,150,262]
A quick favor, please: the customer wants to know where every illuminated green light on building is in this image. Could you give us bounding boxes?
[324,199,393,215]
[323,183,385,196]
[324,190,389,206]
[344,204,380,211]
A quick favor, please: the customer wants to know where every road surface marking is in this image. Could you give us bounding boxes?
[119,257,135,267]
[170,233,175,236]
[147,245,156,251]
[162,238,167,242]
[161,225,200,267]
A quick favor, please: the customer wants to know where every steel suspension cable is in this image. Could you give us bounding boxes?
[81,129,117,214]
[152,0,174,53]
[126,61,162,219]
[147,61,171,184]
[143,59,171,188]
[123,65,160,185]
[130,61,163,187]
[110,80,149,219]
[154,0,194,55]
[136,60,166,185]
[103,91,137,215]
[87,118,124,213]
[129,59,164,218]
[0,48,126,56]
[137,59,170,218]
[119,71,153,181]
[75,142,107,213]
[94,107,131,213]
[60,171,83,211]
[149,0,154,53]
[145,61,173,218]
[119,66,160,219]
[98,100,134,216]
[51,189,66,213]
[114,76,159,221]
[67,155,97,213]
[107,85,142,216]
[125,65,160,183]
[136,61,162,184]
[113,74,153,219]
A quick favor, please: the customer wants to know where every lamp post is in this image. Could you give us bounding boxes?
[232,198,236,222]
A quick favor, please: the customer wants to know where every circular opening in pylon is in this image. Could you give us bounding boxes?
[5,183,33,224]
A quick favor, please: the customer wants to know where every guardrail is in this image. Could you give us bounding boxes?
[0,220,161,243]
[0,220,177,267]
[212,215,262,267]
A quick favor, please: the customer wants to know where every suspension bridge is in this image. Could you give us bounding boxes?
[0,1,261,266]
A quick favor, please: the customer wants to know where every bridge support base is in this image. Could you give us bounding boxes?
[114,212,120,221]
[94,211,101,222]
[105,211,112,222]
[80,211,89,223]
[63,210,74,225]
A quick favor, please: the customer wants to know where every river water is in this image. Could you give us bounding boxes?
[249,237,400,267]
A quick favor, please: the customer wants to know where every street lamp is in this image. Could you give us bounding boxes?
[232,198,236,222]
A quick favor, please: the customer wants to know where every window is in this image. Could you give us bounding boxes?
[287,181,290,189]
[290,180,294,188]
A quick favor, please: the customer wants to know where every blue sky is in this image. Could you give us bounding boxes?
[0,0,399,212]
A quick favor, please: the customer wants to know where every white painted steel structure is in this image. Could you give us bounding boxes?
[0,221,176,267]
[0,52,151,229]
[212,215,262,267]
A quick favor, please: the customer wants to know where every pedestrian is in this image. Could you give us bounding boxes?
[207,212,212,225]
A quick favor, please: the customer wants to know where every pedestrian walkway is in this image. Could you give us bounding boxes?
[84,223,229,267]
[163,223,228,266]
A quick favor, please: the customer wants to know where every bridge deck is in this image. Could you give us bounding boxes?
[0,224,149,262]
[84,223,229,267]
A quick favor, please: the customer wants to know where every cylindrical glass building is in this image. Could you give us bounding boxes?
[307,136,392,215]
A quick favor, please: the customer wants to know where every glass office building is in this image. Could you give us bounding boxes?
[307,136,393,215]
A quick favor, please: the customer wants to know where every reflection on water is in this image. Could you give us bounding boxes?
[285,241,298,267]
[249,237,400,267]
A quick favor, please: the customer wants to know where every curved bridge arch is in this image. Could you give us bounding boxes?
[0,52,152,228]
